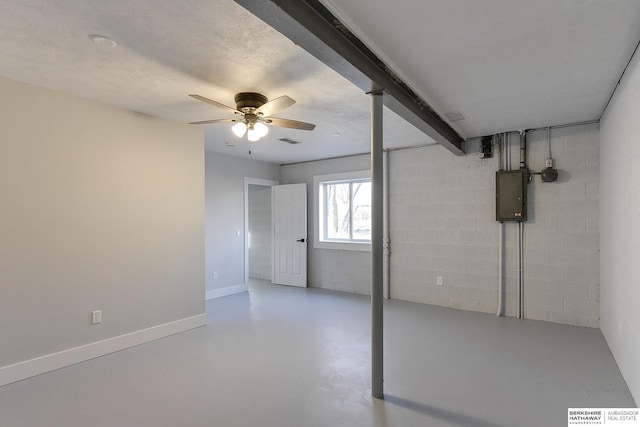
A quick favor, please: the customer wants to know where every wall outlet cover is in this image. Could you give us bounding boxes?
[91,310,102,325]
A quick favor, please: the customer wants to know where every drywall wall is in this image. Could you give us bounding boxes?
[280,155,372,294]
[0,77,205,371]
[205,152,279,295]
[390,124,600,327]
[248,184,272,280]
[600,47,640,402]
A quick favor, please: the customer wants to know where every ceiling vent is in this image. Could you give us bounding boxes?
[279,137,302,144]
[444,110,466,122]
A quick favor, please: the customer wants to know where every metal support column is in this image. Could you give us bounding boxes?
[371,90,384,399]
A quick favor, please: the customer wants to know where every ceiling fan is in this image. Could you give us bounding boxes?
[188,92,316,142]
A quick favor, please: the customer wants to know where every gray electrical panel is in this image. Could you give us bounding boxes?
[496,170,528,222]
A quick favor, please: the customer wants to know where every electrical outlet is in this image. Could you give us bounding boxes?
[436,276,443,286]
[213,272,218,280]
[91,310,102,325]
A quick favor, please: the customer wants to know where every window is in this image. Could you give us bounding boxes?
[323,180,371,241]
[313,170,371,251]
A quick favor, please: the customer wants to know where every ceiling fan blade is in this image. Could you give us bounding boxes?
[255,95,295,117]
[189,94,241,115]
[266,117,316,131]
[189,118,238,125]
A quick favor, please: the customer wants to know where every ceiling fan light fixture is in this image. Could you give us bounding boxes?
[232,121,247,137]
[254,122,269,138]
[247,128,261,142]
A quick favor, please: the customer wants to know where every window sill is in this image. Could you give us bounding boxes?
[314,240,371,252]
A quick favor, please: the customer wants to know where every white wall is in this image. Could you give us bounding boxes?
[205,152,279,295]
[248,184,272,280]
[281,155,372,295]
[0,77,205,376]
[600,48,640,402]
[390,125,600,327]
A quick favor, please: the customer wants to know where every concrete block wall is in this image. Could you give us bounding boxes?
[522,124,600,327]
[309,248,371,295]
[389,143,499,312]
[389,123,600,327]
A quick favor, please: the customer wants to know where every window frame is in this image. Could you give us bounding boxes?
[313,170,371,252]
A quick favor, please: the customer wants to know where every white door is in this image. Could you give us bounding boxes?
[273,183,307,287]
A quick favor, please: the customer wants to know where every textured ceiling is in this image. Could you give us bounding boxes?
[0,0,431,164]
[2,0,639,163]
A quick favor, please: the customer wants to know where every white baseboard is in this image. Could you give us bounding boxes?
[205,283,248,300]
[0,313,207,387]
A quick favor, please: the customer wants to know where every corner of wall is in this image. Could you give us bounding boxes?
[599,45,640,404]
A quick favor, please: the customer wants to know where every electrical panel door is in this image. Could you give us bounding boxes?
[496,170,528,222]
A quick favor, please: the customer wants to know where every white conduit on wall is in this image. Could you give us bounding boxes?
[516,147,523,318]
[517,222,523,318]
[383,150,390,299]
[496,130,527,319]
[517,130,530,319]
[497,133,506,316]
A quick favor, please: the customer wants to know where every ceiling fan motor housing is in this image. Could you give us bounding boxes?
[234,92,268,111]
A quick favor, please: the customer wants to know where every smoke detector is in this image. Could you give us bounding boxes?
[89,34,117,48]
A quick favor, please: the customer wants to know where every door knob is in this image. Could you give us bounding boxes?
[296,238,305,243]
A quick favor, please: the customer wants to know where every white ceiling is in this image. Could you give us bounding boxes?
[2,0,639,164]
[321,0,640,137]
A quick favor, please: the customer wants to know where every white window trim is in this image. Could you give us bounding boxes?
[313,170,371,252]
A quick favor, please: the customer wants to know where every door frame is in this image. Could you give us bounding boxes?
[244,177,279,286]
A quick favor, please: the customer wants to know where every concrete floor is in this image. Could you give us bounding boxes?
[0,280,635,426]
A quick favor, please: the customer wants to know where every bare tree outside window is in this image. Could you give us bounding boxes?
[323,180,371,242]
[352,182,371,240]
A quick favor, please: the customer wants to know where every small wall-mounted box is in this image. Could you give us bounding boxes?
[496,170,528,222]
[480,136,493,158]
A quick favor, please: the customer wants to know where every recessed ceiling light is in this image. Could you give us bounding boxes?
[89,34,117,48]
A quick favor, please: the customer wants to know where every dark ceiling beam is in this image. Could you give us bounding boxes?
[234,0,465,155]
